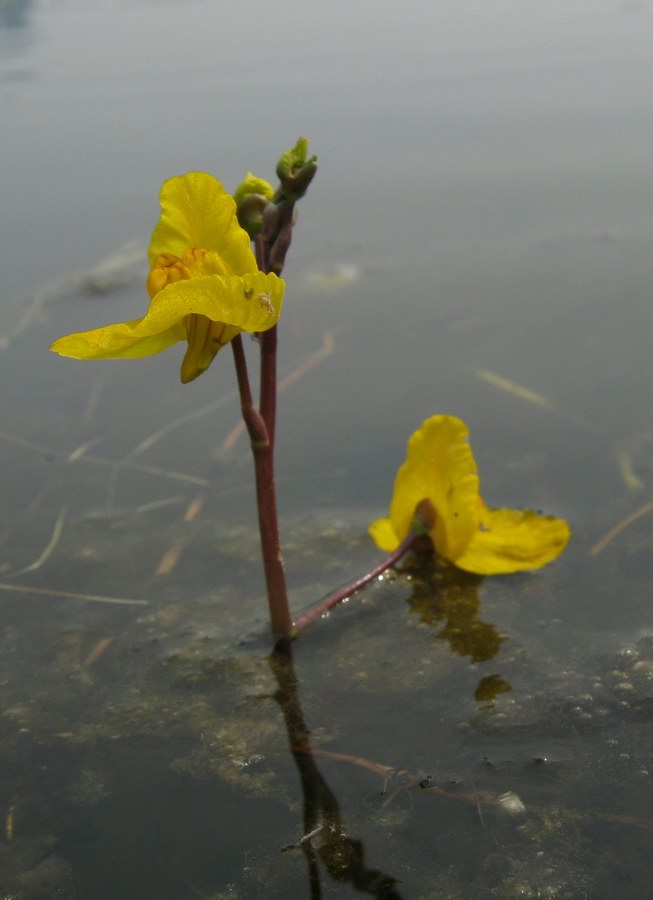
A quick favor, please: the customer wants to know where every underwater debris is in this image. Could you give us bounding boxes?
[5,506,67,577]
[590,496,653,556]
[305,263,361,291]
[477,369,555,410]
[0,582,148,606]
[617,448,645,492]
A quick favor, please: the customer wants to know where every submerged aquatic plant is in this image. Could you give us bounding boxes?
[50,140,569,638]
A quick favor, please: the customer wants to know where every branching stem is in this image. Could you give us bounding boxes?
[291,530,420,638]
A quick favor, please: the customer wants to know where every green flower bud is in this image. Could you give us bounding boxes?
[276,137,317,201]
[233,172,275,207]
[233,172,275,238]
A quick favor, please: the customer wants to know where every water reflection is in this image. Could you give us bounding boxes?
[474,673,512,704]
[0,0,33,29]
[404,550,512,703]
[0,0,35,88]
[270,642,402,899]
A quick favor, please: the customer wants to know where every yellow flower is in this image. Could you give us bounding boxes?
[50,172,285,383]
[369,415,570,575]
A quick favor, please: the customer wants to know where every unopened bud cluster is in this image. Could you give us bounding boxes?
[234,138,317,275]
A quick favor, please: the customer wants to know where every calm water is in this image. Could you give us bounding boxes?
[2,1,653,897]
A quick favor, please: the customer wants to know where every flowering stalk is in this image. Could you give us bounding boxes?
[231,139,317,635]
[231,148,462,640]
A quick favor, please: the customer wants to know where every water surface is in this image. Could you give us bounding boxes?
[2,1,653,897]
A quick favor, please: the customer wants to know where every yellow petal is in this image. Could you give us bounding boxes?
[50,319,183,360]
[148,172,257,275]
[388,416,480,559]
[51,272,284,361]
[180,318,241,384]
[155,271,284,333]
[368,516,401,552]
[454,504,571,575]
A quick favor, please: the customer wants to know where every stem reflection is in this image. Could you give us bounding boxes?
[270,641,403,899]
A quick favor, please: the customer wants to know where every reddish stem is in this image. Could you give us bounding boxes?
[231,334,267,443]
[254,234,269,274]
[231,336,292,635]
[291,530,420,637]
[254,233,278,441]
[260,325,278,443]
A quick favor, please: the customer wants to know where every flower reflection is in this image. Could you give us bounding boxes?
[474,673,512,703]
[404,558,513,703]
[406,563,499,662]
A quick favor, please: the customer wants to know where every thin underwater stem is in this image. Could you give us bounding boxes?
[291,530,421,638]
[231,336,292,636]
